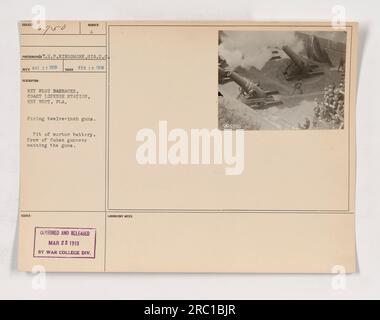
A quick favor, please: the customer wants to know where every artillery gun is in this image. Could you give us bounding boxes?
[306,36,333,66]
[282,45,324,81]
[219,67,283,109]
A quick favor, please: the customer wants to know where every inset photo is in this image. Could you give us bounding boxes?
[218,30,347,130]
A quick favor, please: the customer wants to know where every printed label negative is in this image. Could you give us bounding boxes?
[33,227,96,259]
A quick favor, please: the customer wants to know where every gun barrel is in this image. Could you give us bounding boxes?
[219,67,270,98]
[282,45,302,66]
[229,71,253,91]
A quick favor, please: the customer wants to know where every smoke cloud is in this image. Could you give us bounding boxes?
[219,31,304,70]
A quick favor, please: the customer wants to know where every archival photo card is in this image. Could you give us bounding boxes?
[218,30,347,130]
[18,22,357,273]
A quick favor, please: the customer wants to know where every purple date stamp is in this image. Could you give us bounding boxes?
[33,227,96,259]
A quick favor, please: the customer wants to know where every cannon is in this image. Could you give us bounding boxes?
[306,36,333,66]
[219,67,283,109]
[282,45,324,81]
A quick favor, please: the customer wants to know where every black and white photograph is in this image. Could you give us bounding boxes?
[218,30,347,130]
[2,0,380,303]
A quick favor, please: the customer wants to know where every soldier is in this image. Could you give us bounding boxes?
[314,107,320,119]
[320,103,328,120]
[298,117,310,129]
[323,101,332,121]
[313,97,319,106]
[327,89,334,100]
[332,95,339,110]
[338,83,345,100]
[332,114,341,127]
[292,80,304,95]
[302,118,311,129]
[238,86,245,99]
[335,110,344,129]
[247,88,256,98]
[338,100,344,111]
[338,56,345,72]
